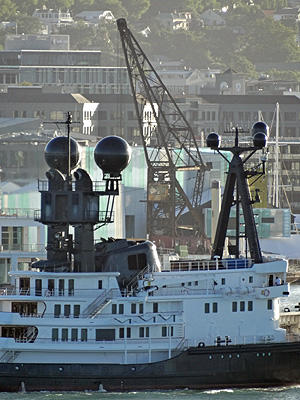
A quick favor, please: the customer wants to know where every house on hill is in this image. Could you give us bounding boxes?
[199,9,226,26]
[156,12,189,31]
[75,11,115,24]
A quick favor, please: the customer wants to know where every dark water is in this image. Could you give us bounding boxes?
[1,286,300,400]
[0,387,300,400]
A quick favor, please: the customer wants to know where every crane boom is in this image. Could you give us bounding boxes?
[117,18,208,239]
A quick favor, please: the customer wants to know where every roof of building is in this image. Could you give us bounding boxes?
[0,88,93,104]
[200,94,300,105]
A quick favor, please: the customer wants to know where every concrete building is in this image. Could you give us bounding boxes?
[0,49,131,95]
[32,9,74,33]
[5,34,70,51]
[156,13,189,31]
[0,86,99,136]
[75,10,115,25]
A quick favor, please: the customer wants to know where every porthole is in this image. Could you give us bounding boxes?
[257,353,260,357]
[221,355,224,359]
[131,366,136,371]
[262,353,265,357]
[237,354,240,358]
[58,367,63,371]
[209,355,213,359]
[268,352,271,356]
[15,366,20,370]
[229,355,232,359]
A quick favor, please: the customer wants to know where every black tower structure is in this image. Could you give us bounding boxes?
[34,114,131,272]
[207,122,269,264]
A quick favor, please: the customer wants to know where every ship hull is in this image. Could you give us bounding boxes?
[1,342,300,392]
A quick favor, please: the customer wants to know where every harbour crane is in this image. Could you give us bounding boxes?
[117,18,209,246]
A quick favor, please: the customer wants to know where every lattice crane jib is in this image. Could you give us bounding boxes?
[117,18,207,238]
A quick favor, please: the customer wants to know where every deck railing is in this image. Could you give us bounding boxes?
[170,258,253,272]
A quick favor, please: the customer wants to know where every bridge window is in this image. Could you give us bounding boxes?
[128,253,147,270]
[96,329,115,341]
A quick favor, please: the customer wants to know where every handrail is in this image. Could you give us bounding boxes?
[82,289,116,317]
[170,258,253,272]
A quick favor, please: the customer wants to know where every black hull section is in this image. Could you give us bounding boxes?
[2,342,300,392]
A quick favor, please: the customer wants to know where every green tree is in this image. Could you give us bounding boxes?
[70,0,95,14]
[0,0,17,19]
[42,0,74,10]
[120,0,150,21]
[58,21,94,49]
[10,14,42,34]
[77,0,128,19]
[13,0,39,15]
[241,19,300,63]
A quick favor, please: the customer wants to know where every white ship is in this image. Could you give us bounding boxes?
[0,122,299,392]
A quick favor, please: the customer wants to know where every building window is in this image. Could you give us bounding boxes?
[213,302,218,313]
[99,111,107,120]
[119,328,124,338]
[131,303,136,314]
[96,329,115,341]
[204,303,210,313]
[267,299,272,310]
[248,301,253,311]
[119,304,124,314]
[240,301,245,312]
[128,253,147,271]
[71,329,78,341]
[153,303,158,313]
[162,326,167,337]
[52,328,58,341]
[54,304,61,318]
[64,304,70,318]
[112,304,117,314]
[232,302,237,312]
[59,279,64,296]
[74,305,80,318]
[139,303,144,314]
[48,279,54,295]
[68,279,74,296]
[62,328,68,341]
[81,329,87,342]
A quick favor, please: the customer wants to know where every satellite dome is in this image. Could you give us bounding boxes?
[253,132,267,149]
[44,137,81,174]
[94,136,132,173]
[206,132,220,149]
[251,121,269,137]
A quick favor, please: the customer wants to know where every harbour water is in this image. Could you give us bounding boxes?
[1,285,300,400]
[0,386,300,400]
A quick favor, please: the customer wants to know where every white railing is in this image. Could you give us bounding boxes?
[170,258,253,272]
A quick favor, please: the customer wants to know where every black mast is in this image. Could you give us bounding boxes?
[207,123,268,264]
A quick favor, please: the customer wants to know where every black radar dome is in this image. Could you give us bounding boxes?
[206,132,220,149]
[94,136,132,173]
[253,132,267,149]
[251,121,269,137]
[44,137,81,174]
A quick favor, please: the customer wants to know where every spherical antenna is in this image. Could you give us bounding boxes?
[44,137,81,174]
[206,132,220,149]
[253,132,267,149]
[94,136,132,174]
[251,121,269,137]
